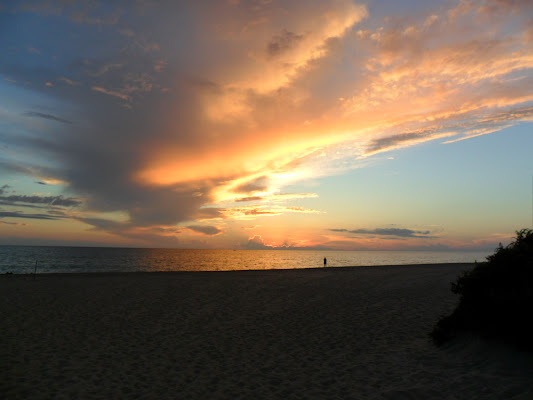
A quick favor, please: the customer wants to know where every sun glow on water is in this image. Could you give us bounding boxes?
[0,246,490,274]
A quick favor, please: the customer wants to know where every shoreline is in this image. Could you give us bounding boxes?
[2,262,477,277]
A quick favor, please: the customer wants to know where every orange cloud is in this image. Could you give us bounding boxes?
[221,205,320,220]
[8,0,530,247]
[141,0,530,202]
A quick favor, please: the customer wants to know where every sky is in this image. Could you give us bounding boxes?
[0,0,532,250]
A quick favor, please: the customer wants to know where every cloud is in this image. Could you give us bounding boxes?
[235,193,319,202]
[244,235,274,250]
[0,211,62,220]
[186,225,223,236]
[239,208,281,216]
[243,225,260,230]
[235,196,264,202]
[24,111,72,124]
[330,228,435,238]
[233,177,269,194]
[75,217,125,231]
[0,161,63,184]
[91,86,130,101]
[0,220,29,226]
[267,30,305,57]
[1,0,531,246]
[340,3,533,154]
[243,234,300,250]
[364,129,456,155]
[222,205,319,219]
[363,105,533,154]
[58,77,81,86]
[86,62,123,77]
[0,194,81,207]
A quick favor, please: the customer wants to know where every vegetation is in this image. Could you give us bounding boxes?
[431,229,533,349]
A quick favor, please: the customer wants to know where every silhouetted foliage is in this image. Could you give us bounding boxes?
[431,229,533,349]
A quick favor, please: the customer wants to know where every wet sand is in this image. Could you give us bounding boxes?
[2,264,532,399]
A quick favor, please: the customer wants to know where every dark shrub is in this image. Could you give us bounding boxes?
[431,229,533,349]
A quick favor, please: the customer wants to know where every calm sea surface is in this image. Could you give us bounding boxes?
[0,246,490,274]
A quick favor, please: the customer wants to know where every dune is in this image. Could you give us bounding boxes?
[1,264,532,399]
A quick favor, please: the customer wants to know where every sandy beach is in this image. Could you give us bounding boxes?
[2,264,532,399]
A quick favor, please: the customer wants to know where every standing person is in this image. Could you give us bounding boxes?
[324,257,327,267]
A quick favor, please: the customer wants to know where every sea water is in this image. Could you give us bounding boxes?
[0,246,491,274]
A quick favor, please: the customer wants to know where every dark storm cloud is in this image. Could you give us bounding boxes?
[23,111,72,124]
[330,228,434,238]
[0,2,218,231]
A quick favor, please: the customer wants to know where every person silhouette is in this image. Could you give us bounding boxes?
[324,257,327,267]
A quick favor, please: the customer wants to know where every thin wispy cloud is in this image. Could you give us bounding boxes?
[58,77,81,86]
[330,228,435,238]
[0,194,81,207]
[0,220,29,226]
[187,225,223,236]
[24,111,72,124]
[91,86,131,101]
[0,211,61,220]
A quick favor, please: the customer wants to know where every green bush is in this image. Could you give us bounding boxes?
[431,229,533,349]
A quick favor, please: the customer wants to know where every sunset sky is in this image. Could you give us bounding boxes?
[1,0,532,250]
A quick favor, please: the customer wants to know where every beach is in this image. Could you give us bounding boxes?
[2,264,532,399]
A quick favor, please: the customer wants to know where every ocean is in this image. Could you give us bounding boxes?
[0,246,491,274]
